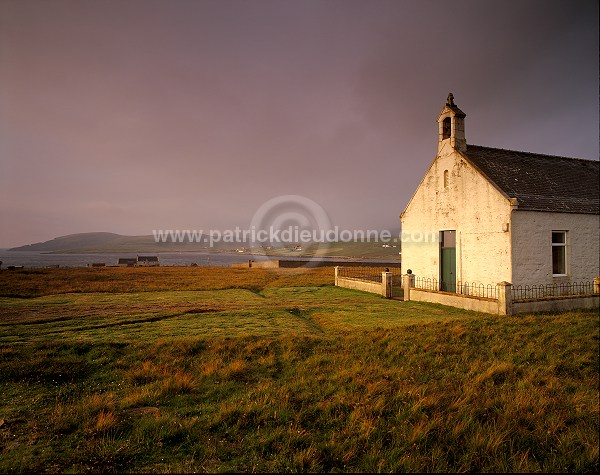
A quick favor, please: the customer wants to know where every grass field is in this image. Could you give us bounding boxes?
[0,267,598,472]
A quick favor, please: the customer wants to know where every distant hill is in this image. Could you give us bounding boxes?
[9,232,214,253]
[9,232,401,259]
[10,232,129,252]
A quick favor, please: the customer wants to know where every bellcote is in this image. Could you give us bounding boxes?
[437,93,466,153]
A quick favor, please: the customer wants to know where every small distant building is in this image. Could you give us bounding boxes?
[117,258,137,267]
[137,255,160,267]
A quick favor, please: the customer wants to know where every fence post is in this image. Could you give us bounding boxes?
[594,277,600,294]
[497,281,512,315]
[334,266,339,287]
[382,272,393,298]
[403,274,412,301]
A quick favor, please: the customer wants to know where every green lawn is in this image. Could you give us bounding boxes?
[0,267,598,472]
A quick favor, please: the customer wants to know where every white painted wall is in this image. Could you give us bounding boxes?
[511,211,600,286]
[401,144,513,286]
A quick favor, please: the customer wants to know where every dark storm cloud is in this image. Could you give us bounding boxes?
[0,0,597,246]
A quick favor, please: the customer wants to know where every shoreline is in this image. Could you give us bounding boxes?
[0,250,400,270]
[8,249,400,261]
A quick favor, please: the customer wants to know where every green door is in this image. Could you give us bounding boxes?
[440,231,456,293]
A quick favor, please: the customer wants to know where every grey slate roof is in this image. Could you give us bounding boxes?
[464,145,600,215]
[118,258,137,264]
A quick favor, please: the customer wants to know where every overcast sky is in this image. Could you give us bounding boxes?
[0,0,598,247]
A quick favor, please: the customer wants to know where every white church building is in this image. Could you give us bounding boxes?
[400,94,600,291]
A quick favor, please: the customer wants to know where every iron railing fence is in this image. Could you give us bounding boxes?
[512,281,596,301]
[412,278,597,301]
[413,277,438,291]
[459,281,498,299]
[337,266,402,284]
[413,277,498,299]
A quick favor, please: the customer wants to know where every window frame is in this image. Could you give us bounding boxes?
[551,230,567,277]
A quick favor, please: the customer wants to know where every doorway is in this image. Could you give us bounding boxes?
[440,230,456,292]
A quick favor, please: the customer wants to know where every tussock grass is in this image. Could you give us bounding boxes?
[0,268,598,472]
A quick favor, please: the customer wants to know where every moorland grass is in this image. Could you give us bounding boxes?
[0,267,598,472]
[0,266,333,298]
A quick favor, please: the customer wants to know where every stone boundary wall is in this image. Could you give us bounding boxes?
[333,268,598,314]
[403,274,600,315]
[335,277,386,297]
[334,267,393,298]
[512,296,599,314]
[408,288,499,314]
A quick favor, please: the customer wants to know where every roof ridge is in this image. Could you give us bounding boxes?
[467,144,597,164]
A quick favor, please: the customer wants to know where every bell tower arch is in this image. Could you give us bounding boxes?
[437,93,466,153]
